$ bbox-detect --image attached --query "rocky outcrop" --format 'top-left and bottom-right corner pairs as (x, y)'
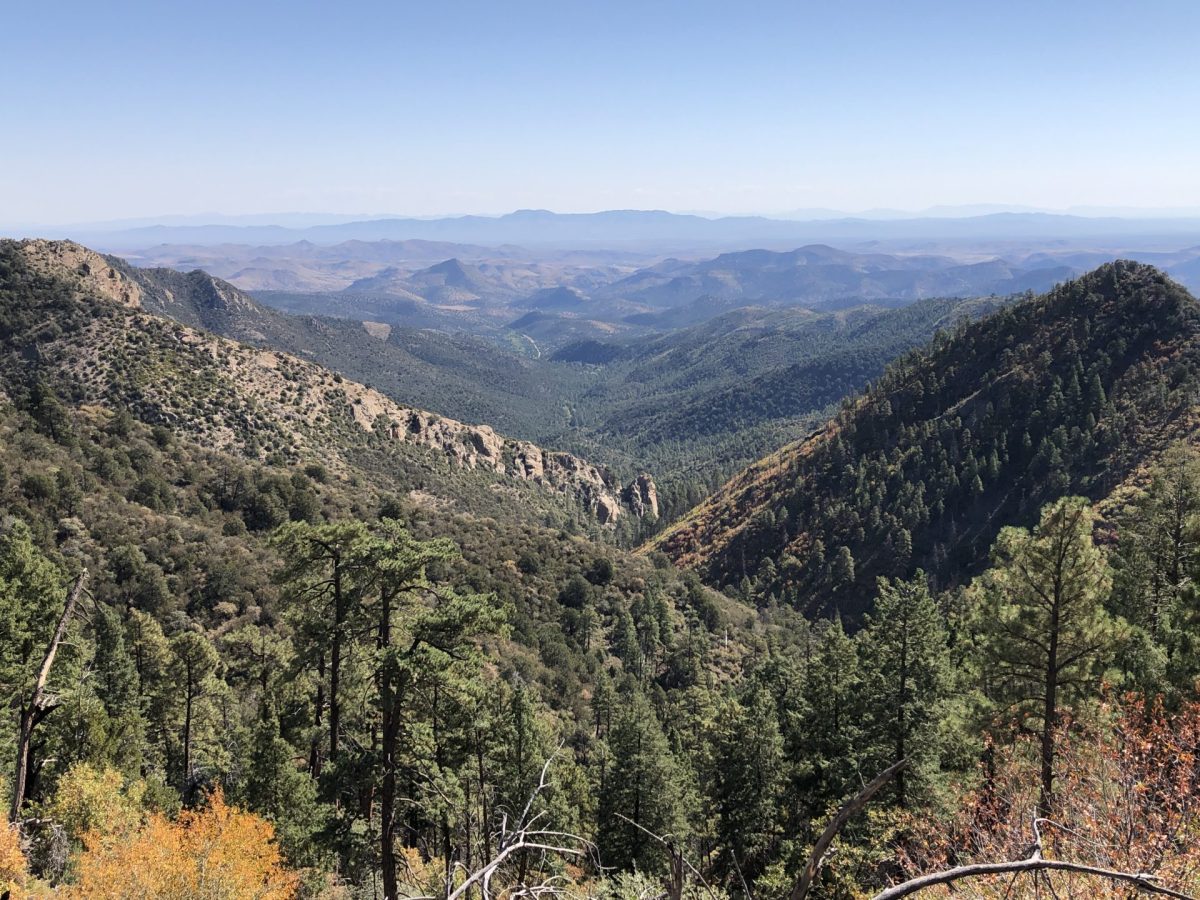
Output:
(11, 239), (635, 526)
(18, 239), (144, 308)
(623, 474), (660, 519)
(376, 408), (624, 521)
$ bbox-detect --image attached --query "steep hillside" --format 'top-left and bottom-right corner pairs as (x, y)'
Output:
(1, 239), (652, 525)
(653, 261), (1200, 615)
(545, 296), (1005, 521)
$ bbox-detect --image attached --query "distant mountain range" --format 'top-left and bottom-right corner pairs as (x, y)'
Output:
(224, 244), (1080, 353)
(591, 245), (1077, 311)
(24, 208), (1200, 251)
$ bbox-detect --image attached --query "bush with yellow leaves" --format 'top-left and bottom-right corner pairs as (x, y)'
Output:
(0, 820), (29, 898)
(64, 788), (299, 900)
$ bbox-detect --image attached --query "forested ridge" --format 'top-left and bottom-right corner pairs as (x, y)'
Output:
(4, 247), (1200, 900)
(656, 261), (1200, 615)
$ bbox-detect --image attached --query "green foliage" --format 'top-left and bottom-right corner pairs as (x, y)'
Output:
(857, 572), (951, 804)
(1111, 443), (1200, 696)
(8, 242), (1200, 899)
(597, 690), (690, 873)
(664, 262), (1200, 617)
(967, 496), (1121, 812)
(703, 685), (784, 882)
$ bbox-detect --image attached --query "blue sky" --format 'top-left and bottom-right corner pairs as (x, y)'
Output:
(3, 0), (1198, 223)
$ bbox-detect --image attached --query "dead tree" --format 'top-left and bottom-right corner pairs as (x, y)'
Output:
(613, 812), (721, 900)
(440, 752), (590, 900)
(872, 818), (1199, 900)
(10, 570), (87, 821)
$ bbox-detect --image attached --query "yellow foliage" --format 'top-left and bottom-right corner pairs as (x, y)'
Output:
(44, 762), (144, 843)
(0, 822), (28, 898)
(65, 788), (299, 900)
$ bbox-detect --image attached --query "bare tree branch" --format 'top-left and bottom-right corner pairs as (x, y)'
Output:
(790, 758), (909, 900)
(442, 749), (592, 900)
(873, 817), (1199, 900)
(10, 570), (87, 821)
(613, 812), (721, 900)
(872, 858), (1198, 900)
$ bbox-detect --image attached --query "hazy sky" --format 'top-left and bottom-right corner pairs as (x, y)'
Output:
(4, 0), (1199, 224)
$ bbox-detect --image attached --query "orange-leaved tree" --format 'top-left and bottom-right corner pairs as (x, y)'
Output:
(0, 819), (28, 898)
(891, 696), (1200, 898)
(65, 788), (299, 899)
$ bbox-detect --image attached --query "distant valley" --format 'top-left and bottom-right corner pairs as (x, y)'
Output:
(57, 228), (1200, 529)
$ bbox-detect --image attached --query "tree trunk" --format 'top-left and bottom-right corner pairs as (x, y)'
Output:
(183, 674), (194, 792)
(895, 608), (910, 808)
(1040, 582), (1062, 818)
(309, 651), (325, 778)
(329, 556), (344, 764)
(10, 571), (86, 821)
(379, 588), (400, 900)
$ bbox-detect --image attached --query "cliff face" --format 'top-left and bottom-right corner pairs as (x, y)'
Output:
(4, 239), (646, 524)
(371, 408), (629, 521)
(623, 474), (660, 519)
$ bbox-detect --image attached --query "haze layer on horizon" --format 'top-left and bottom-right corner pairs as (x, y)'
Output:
(4, 0), (1199, 225)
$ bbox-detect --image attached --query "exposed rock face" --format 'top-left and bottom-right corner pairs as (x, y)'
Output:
(313, 383), (629, 521)
(18, 239), (144, 308)
(10, 239), (632, 526)
(623, 474), (660, 519)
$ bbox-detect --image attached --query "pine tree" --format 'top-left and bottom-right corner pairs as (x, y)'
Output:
(793, 617), (862, 810)
(362, 519), (498, 900)
(969, 497), (1119, 815)
(858, 572), (949, 805)
(704, 685), (783, 884)
(597, 690), (687, 873)
(169, 630), (219, 794)
(273, 521), (373, 778)
(238, 713), (324, 867)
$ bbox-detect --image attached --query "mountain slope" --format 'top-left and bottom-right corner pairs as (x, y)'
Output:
(541, 296), (1005, 520)
(652, 261), (1200, 615)
(1, 239), (650, 524)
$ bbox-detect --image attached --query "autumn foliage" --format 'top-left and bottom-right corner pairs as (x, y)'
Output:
(894, 696), (1200, 897)
(0, 821), (28, 898)
(64, 788), (298, 900)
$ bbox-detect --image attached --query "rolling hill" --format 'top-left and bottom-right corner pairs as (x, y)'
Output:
(596, 245), (1074, 309)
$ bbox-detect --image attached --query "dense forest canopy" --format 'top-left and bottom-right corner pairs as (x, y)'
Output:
(3, 245), (1200, 900)
(656, 261), (1200, 616)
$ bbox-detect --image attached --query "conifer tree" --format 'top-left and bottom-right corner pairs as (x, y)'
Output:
(597, 690), (688, 873)
(273, 520), (372, 780)
(794, 617), (862, 809)
(238, 712), (324, 867)
(169, 630), (219, 794)
(704, 685), (783, 884)
(969, 496), (1119, 815)
(858, 572), (949, 805)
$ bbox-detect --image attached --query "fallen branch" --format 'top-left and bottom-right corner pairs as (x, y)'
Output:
(873, 817), (1198, 900)
(872, 858), (1197, 900)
